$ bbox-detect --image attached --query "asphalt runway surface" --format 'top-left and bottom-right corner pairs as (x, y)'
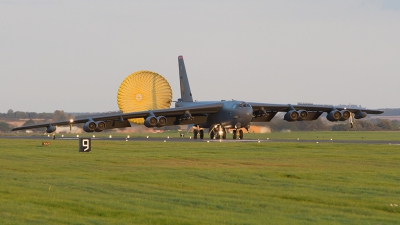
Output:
(1, 135), (400, 145)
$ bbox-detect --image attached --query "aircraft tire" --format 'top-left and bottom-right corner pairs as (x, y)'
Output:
(239, 130), (243, 139)
(233, 130), (237, 139)
(194, 129), (198, 139)
(210, 131), (215, 139)
(199, 130), (204, 139)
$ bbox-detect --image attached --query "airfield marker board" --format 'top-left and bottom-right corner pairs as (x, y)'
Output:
(79, 138), (91, 152)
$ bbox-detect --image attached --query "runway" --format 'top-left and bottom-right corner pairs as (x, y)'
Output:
(1, 135), (400, 145)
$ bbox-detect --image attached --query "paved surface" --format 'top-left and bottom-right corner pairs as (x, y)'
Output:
(1, 135), (400, 145)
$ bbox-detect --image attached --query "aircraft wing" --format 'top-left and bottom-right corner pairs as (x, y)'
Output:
(11, 102), (224, 132)
(249, 103), (383, 114)
(248, 102), (384, 122)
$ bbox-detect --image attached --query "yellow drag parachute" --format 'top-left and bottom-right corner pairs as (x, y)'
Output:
(117, 70), (172, 124)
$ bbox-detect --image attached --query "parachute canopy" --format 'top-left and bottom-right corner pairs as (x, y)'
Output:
(117, 70), (172, 124)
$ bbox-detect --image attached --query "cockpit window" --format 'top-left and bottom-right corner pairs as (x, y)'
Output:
(234, 102), (250, 108)
(237, 102), (249, 108)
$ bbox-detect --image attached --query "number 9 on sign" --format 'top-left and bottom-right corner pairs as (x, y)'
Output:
(79, 138), (91, 152)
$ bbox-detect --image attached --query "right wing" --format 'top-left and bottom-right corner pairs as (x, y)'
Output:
(248, 102), (384, 122)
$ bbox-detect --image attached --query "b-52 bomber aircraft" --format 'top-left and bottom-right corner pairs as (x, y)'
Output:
(12, 55), (384, 139)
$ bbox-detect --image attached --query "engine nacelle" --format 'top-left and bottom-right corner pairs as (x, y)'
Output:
(339, 110), (351, 121)
(144, 116), (158, 128)
(156, 116), (167, 127)
(297, 110), (308, 121)
(284, 110), (299, 122)
(46, 125), (56, 133)
(354, 111), (367, 119)
(326, 110), (342, 122)
(83, 121), (96, 132)
(95, 121), (106, 132)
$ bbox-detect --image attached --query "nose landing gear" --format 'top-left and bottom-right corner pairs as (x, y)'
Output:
(210, 125), (226, 139)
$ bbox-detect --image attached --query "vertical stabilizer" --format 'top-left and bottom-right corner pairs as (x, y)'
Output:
(178, 55), (193, 102)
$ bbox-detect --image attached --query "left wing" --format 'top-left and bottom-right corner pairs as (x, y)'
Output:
(249, 102), (383, 122)
(11, 102), (224, 132)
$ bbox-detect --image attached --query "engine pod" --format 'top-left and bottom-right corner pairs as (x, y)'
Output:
(326, 110), (342, 121)
(46, 125), (56, 133)
(83, 121), (96, 132)
(284, 110), (299, 121)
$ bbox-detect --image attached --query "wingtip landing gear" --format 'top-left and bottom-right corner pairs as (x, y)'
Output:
(350, 112), (355, 129)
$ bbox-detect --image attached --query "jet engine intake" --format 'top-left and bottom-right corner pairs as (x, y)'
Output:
(354, 111), (367, 119)
(83, 121), (97, 132)
(46, 125), (56, 133)
(297, 110), (308, 121)
(144, 116), (158, 127)
(284, 110), (299, 122)
(339, 110), (351, 121)
(95, 121), (106, 132)
(156, 116), (167, 127)
(326, 110), (342, 122)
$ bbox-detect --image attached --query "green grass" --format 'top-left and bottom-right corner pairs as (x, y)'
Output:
(1, 138), (400, 224)
(4, 130), (400, 141)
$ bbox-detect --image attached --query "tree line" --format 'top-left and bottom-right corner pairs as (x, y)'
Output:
(0, 109), (71, 121)
(0, 109), (71, 133)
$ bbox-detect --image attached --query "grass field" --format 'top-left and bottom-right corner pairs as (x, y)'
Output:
(1, 136), (400, 224)
(4, 130), (400, 141)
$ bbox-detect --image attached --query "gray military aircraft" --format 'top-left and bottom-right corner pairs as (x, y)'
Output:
(11, 55), (384, 139)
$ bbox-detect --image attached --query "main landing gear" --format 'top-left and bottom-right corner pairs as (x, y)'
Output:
(193, 129), (204, 139)
(233, 129), (243, 140)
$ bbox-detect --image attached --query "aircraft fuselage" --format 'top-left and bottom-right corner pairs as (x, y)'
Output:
(176, 100), (253, 130)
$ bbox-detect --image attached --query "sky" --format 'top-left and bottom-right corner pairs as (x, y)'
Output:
(1, 0), (399, 113)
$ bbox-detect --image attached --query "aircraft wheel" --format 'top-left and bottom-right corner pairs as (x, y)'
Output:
(222, 130), (226, 139)
(210, 131), (215, 139)
(239, 130), (243, 139)
(233, 130), (237, 139)
(193, 129), (198, 139)
(199, 130), (204, 139)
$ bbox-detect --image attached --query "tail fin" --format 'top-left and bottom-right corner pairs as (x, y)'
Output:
(178, 55), (193, 102)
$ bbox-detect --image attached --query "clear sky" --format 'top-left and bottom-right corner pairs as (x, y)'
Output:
(1, 0), (399, 113)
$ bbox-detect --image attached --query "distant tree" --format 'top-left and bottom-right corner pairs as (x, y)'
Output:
(22, 119), (35, 126)
(7, 109), (14, 118)
(0, 121), (11, 132)
(354, 120), (375, 131)
(14, 111), (28, 119)
(375, 119), (392, 131)
(296, 118), (328, 131)
(28, 112), (38, 119)
(331, 124), (350, 131)
(391, 120), (399, 130)
(53, 110), (67, 121)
